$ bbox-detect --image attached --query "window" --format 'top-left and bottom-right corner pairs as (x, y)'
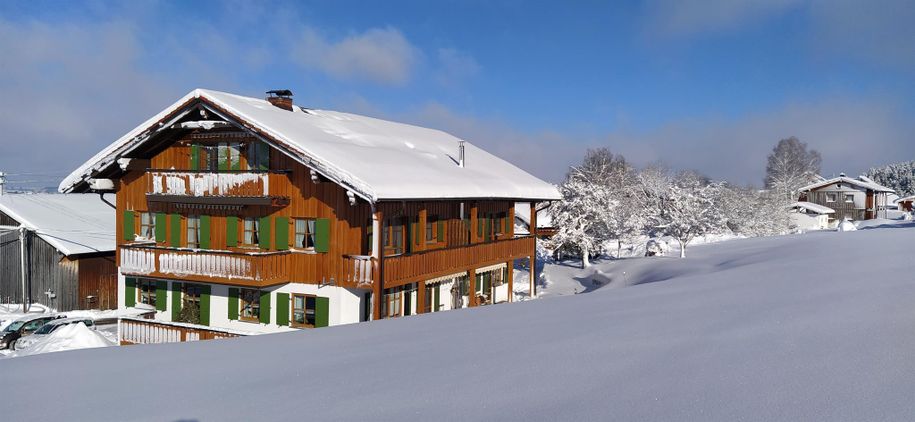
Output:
(242, 218), (259, 247)
(216, 142), (241, 170)
(845, 194), (854, 203)
(383, 286), (403, 318)
(176, 284), (202, 324)
(425, 216), (437, 243)
(139, 212), (155, 240)
(246, 142), (270, 171)
(186, 215), (200, 248)
(383, 218), (404, 255)
(239, 288), (260, 321)
(294, 218), (316, 250)
(366, 220), (374, 255)
(138, 279), (157, 307)
(826, 193), (837, 203)
(292, 294), (316, 327)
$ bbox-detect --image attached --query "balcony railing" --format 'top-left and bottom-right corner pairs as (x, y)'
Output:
(120, 246), (289, 286)
(342, 255), (374, 286)
(383, 235), (534, 286)
(147, 170), (270, 197)
(118, 317), (245, 345)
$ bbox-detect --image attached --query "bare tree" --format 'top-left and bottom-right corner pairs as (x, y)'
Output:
(765, 137), (822, 203)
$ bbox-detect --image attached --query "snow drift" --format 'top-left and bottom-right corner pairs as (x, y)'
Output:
(11, 323), (113, 357)
(3, 225), (915, 421)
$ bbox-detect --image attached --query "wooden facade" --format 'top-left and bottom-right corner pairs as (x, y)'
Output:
(114, 125), (542, 322)
(0, 210), (117, 311)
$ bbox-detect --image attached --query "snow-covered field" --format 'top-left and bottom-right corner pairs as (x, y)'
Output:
(3, 222), (915, 421)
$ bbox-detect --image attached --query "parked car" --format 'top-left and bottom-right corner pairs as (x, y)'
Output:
(0, 314), (61, 350)
(13, 317), (96, 351)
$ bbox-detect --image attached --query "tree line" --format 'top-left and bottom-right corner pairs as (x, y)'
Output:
(548, 137), (822, 266)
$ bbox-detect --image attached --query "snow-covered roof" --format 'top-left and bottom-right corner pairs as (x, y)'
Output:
(59, 89), (561, 202)
(789, 201), (835, 215)
(514, 202), (554, 228)
(0, 194), (115, 256)
(798, 175), (895, 193)
(895, 195), (915, 203)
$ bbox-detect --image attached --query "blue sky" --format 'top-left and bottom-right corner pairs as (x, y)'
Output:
(1, 0), (913, 189)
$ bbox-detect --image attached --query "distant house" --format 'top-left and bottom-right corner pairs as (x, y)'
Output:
(895, 195), (915, 212)
(0, 193), (117, 311)
(798, 174), (894, 222)
(514, 202), (556, 237)
(788, 201), (835, 230)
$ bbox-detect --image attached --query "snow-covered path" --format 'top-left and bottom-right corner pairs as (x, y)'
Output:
(3, 224), (915, 421)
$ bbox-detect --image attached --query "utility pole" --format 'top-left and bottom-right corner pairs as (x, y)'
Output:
(19, 227), (28, 313)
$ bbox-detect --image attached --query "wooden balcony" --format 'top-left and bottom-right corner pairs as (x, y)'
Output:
(146, 170), (289, 206)
(383, 235), (534, 286)
(119, 317), (245, 345)
(342, 255), (374, 287)
(120, 245), (290, 287)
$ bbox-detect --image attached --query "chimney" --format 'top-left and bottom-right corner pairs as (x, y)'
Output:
(839, 172), (846, 177)
(458, 141), (465, 168)
(0, 171), (5, 196)
(266, 89), (294, 111)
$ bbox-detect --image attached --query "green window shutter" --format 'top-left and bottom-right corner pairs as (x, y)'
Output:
(155, 280), (167, 311)
(171, 282), (182, 321)
(477, 216), (483, 238)
(123, 210), (135, 241)
(485, 217), (492, 241)
(259, 290), (271, 324)
(404, 291), (412, 316)
(124, 277), (136, 307)
(436, 220), (444, 242)
(505, 213), (512, 234)
(276, 292), (289, 326)
(274, 216), (289, 250)
(413, 220), (419, 245)
(228, 288), (239, 320)
(433, 285), (440, 312)
(258, 216), (271, 250)
(314, 218), (330, 253)
(407, 221), (414, 253)
(226, 216), (238, 247)
(315, 296), (329, 328)
(155, 213), (167, 243)
(190, 144), (200, 170)
(257, 142), (270, 171)
(199, 285), (211, 326)
(200, 215), (211, 249)
(170, 214), (181, 247)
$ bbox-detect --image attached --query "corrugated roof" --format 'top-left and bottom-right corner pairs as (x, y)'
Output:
(0, 194), (115, 256)
(60, 89), (561, 202)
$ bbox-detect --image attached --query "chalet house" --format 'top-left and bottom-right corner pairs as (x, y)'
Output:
(0, 193), (117, 311)
(59, 89), (560, 336)
(895, 195), (914, 212)
(798, 174), (894, 222)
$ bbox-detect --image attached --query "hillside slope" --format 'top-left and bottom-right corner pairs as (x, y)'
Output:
(3, 225), (915, 421)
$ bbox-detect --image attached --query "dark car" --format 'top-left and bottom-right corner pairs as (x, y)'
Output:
(0, 314), (60, 350)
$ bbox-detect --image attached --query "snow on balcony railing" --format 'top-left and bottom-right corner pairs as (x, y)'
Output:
(159, 252), (254, 280)
(149, 171), (269, 197)
(342, 255), (374, 286)
(120, 248), (156, 275)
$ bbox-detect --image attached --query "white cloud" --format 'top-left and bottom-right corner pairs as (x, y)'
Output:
(293, 26), (419, 86)
(435, 48), (481, 87)
(642, 0), (801, 38)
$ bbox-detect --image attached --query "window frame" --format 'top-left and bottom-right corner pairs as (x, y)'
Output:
(186, 215), (200, 249)
(137, 279), (157, 307)
(383, 286), (403, 318)
(139, 212), (155, 241)
(844, 194), (854, 203)
(246, 141), (270, 171)
(293, 218), (317, 251)
(383, 218), (405, 256)
(825, 193), (837, 203)
(241, 217), (259, 248)
(290, 293), (317, 328)
(238, 288), (261, 322)
(425, 215), (437, 243)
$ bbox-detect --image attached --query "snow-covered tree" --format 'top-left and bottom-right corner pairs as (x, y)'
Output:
(867, 160), (915, 196)
(719, 184), (789, 236)
(549, 169), (606, 268)
(765, 137), (821, 203)
(654, 172), (726, 258)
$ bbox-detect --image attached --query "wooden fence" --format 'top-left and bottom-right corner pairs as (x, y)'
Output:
(119, 317), (245, 345)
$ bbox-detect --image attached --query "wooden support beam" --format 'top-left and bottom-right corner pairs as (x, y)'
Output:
(372, 208), (384, 320)
(469, 202), (479, 244)
(418, 206), (427, 252)
(530, 201), (537, 298)
(468, 267), (477, 307)
(417, 281), (426, 314)
(507, 260), (514, 303)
